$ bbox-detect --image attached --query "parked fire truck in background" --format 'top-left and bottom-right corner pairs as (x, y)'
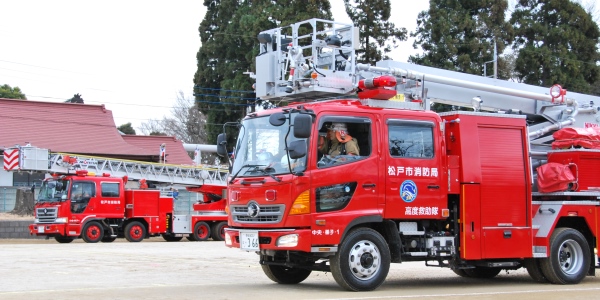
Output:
(217, 19), (600, 291)
(3, 147), (228, 243)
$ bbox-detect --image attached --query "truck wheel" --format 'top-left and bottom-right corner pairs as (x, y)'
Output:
(82, 221), (104, 243)
(162, 234), (183, 242)
(463, 266), (502, 278)
(192, 222), (211, 241)
(261, 264), (312, 284)
(524, 258), (548, 283)
(540, 228), (590, 284)
(330, 227), (391, 291)
(124, 221), (146, 242)
(101, 236), (117, 243)
(54, 236), (74, 243)
(211, 222), (228, 241)
(451, 269), (469, 277)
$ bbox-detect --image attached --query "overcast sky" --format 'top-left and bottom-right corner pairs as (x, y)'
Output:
(0, 1), (431, 131)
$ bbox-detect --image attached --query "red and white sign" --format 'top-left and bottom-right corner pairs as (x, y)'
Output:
(3, 149), (20, 171)
(584, 122), (599, 128)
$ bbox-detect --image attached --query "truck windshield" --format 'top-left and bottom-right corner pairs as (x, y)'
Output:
(38, 179), (70, 202)
(232, 113), (307, 177)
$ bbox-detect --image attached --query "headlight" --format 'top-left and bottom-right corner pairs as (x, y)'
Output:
(276, 234), (298, 247)
(54, 217), (68, 224)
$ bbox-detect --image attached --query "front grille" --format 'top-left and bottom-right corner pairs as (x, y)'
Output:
(231, 204), (285, 224)
(36, 207), (58, 223)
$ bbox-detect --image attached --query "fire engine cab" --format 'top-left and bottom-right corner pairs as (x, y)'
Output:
(217, 19), (600, 291)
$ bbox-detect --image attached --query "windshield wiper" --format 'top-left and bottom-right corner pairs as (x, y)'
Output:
(229, 164), (265, 183)
(256, 167), (282, 182)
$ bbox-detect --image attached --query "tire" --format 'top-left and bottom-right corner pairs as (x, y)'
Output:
(101, 236), (117, 243)
(81, 221), (104, 243)
(330, 227), (391, 291)
(124, 221), (146, 242)
(192, 222), (211, 241)
(162, 234), (183, 242)
(524, 258), (548, 283)
(463, 266), (502, 278)
(211, 222), (227, 241)
(54, 236), (74, 243)
(261, 264), (312, 284)
(452, 268), (470, 277)
(540, 228), (591, 284)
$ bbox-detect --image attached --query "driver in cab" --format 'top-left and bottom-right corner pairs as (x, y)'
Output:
(318, 122), (359, 157)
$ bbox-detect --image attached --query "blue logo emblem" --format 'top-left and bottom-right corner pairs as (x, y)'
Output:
(400, 180), (417, 203)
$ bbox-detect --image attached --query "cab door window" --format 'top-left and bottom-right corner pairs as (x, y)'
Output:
(316, 118), (371, 168)
(71, 181), (96, 213)
(389, 121), (434, 159)
(101, 182), (120, 197)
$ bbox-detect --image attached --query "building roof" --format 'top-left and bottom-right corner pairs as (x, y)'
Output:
(0, 98), (185, 162)
(122, 135), (193, 165)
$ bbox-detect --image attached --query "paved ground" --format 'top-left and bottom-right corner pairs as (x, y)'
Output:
(1, 238), (599, 300)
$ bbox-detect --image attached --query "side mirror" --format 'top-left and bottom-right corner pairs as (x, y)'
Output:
(269, 112), (287, 126)
(288, 140), (307, 159)
(293, 114), (312, 139)
(216, 133), (228, 157)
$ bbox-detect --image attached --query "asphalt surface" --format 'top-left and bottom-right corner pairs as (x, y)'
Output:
(1, 238), (599, 300)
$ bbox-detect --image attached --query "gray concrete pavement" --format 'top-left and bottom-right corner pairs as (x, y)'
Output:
(0, 238), (599, 300)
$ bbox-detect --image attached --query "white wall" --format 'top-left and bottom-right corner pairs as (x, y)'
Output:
(0, 170), (13, 186)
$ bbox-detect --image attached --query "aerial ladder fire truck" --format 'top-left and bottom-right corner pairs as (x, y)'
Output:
(216, 18), (600, 291)
(3, 147), (229, 243)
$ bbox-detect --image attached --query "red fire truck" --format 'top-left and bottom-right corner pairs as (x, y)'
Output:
(217, 19), (600, 291)
(3, 146), (228, 243)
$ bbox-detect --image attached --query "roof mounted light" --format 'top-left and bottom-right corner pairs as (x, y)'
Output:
(550, 84), (567, 103)
(358, 76), (397, 89)
(357, 76), (398, 100)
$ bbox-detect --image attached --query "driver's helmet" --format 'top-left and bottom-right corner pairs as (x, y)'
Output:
(330, 122), (352, 143)
(257, 150), (273, 161)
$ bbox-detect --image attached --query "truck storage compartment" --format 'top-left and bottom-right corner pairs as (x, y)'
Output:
(547, 149), (600, 192)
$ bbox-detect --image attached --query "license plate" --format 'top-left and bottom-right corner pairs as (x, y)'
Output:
(240, 231), (259, 251)
(38, 226), (45, 233)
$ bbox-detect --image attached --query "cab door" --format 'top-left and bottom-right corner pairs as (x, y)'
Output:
(384, 115), (446, 219)
(309, 113), (381, 245)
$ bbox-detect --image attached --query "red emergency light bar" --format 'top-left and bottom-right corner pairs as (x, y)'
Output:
(358, 75), (397, 89)
(357, 75), (398, 100)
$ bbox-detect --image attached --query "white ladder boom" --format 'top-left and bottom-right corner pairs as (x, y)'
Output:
(3, 146), (228, 187)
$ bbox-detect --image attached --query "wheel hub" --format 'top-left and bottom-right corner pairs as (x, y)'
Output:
(348, 240), (380, 281)
(558, 239), (583, 275)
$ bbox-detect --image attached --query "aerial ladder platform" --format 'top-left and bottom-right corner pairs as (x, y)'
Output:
(3, 145), (228, 187)
(251, 18), (600, 153)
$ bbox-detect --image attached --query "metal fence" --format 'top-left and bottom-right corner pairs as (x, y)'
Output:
(0, 186), (203, 214)
(1, 187), (21, 213)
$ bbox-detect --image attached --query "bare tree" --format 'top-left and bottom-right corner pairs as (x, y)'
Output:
(139, 91), (208, 144)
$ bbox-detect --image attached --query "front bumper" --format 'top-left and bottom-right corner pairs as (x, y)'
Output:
(224, 228), (314, 252)
(29, 223), (68, 236)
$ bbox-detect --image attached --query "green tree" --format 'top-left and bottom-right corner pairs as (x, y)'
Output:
(343, 0), (407, 64)
(410, 0), (514, 79)
(65, 93), (84, 103)
(193, 0), (332, 144)
(510, 0), (600, 93)
(149, 131), (167, 136)
(118, 122), (136, 135)
(0, 84), (26, 99)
